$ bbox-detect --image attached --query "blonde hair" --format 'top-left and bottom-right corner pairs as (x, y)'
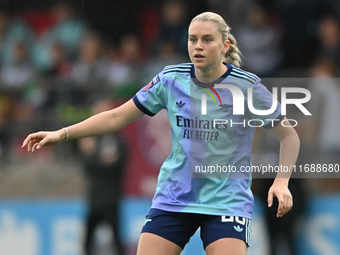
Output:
(190, 12), (243, 68)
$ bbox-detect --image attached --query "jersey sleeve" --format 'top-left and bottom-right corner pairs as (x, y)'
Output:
(133, 69), (166, 116)
(249, 80), (284, 129)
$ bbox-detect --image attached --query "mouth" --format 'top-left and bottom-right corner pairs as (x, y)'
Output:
(194, 54), (205, 60)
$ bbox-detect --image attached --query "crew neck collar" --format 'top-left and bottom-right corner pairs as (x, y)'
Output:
(190, 62), (233, 88)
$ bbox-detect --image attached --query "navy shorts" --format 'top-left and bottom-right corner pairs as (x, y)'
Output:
(141, 208), (252, 249)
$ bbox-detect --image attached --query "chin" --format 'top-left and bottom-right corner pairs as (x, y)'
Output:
(193, 61), (207, 69)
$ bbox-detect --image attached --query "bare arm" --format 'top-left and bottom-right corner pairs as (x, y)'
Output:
(267, 117), (300, 217)
(22, 99), (144, 152)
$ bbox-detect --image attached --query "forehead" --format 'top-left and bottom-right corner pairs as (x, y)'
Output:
(188, 21), (220, 36)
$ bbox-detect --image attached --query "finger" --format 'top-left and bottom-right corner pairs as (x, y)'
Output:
(286, 196), (293, 213)
(22, 135), (34, 149)
(27, 140), (34, 152)
(36, 142), (42, 150)
(35, 135), (51, 151)
(276, 195), (284, 217)
(32, 141), (42, 153)
(31, 139), (42, 153)
(284, 195), (292, 209)
(27, 139), (38, 152)
(290, 196), (293, 208)
(278, 195), (292, 217)
(278, 205), (287, 217)
(22, 138), (28, 149)
(36, 137), (49, 150)
(279, 205), (291, 217)
(267, 190), (274, 207)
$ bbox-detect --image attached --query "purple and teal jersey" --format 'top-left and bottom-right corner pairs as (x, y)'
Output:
(133, 63), (283, 219)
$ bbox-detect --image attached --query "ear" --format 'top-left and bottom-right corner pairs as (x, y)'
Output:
(222, 40), (230, 54)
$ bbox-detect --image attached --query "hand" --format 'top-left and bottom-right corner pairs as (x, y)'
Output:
(22, 129), (65, 153)
(267, 179), (293, 217)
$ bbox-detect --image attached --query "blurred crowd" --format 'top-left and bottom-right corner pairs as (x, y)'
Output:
(0, 0), (339, 194)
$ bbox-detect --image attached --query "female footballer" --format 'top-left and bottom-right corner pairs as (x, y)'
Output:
(22, 12), (299, 255)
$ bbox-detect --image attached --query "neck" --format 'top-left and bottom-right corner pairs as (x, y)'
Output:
(195, 63), (227, 83)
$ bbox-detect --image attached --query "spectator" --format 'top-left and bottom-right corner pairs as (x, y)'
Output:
(308, 59), (340, 164)
(0, 41), (36, 89)
(77, 99), (127, 255)
(0, 7), (36, 66)
(32, 1), (88, 71)
(0, 40), (42, 119)
(106, 33), (143, 99)
(140, 40), (187, 85)
(276, 0), (328, 68)
(70, 32), (109, 104)
(45, 41), (73, 79)
(236, 5), (282, 77)
(207, 0), (252, 28)
(150, 1), (189, 56)
(315, 16), (340, 71)
(41, 41), (73, 111)
(300, 59), (340, 193)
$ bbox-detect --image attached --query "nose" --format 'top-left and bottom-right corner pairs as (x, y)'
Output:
(195, 40), (203, 51)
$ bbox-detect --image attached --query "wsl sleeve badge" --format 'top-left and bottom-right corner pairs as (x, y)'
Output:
(143, 75), (161, 92)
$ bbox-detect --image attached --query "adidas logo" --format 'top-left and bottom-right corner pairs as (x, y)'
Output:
(233, 225), (243, 232)
(176, 100), (185, 108)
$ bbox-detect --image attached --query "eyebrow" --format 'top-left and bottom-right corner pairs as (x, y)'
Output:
(189, 34), (215, 37)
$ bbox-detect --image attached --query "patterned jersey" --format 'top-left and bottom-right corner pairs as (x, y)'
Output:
(133, 63), (283, 218)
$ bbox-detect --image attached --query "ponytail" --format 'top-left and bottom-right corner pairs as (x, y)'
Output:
(225, 34), (243, 68)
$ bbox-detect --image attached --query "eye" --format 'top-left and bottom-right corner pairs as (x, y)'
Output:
(205, 38), (212, 42)
(189, 38), (197, 42)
